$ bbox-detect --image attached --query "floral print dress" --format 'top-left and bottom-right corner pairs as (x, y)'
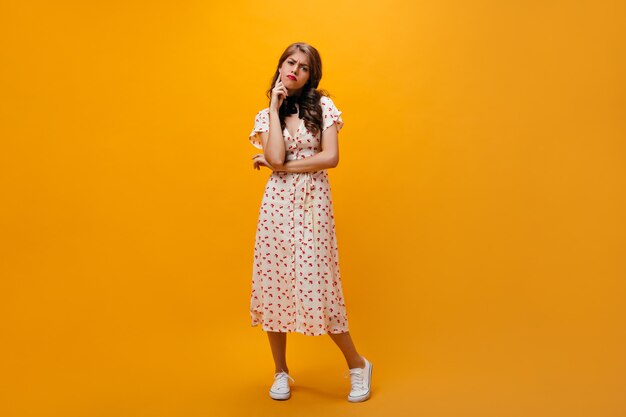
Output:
(248, 96), (349, 336)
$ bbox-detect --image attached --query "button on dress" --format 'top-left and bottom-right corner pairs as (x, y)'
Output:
(248, 96), (349, 336)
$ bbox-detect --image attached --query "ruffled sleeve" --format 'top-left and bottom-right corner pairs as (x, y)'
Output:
(321, 96), (344, 134)
(249, 108), (269, 149)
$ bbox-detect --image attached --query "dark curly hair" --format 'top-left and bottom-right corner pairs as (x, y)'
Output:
(264, 42), (334, 138)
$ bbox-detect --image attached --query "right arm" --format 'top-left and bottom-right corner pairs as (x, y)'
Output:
(263, 69), (291, 169)
(251, 69), (290, 169)
(264, 108), (286, 168)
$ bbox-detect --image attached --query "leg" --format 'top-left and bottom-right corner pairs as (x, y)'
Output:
(267, 331), (289, 373)
(328, 331), (366, 369)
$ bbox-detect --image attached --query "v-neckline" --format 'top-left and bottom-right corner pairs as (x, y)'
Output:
(285, 118), (304, 139)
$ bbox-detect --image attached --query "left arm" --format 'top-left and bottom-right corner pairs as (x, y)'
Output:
(273, 123), (340, 172)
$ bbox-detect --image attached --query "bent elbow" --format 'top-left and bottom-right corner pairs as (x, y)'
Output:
(267, 157), (285, 169)
(264, 152), (283, 168)
(329, 156), (339, 168)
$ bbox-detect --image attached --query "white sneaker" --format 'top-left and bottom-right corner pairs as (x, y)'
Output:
(269, 371), (295, 400)
(344, 355), (373, 402)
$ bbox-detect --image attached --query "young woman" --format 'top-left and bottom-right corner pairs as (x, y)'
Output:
(248, 42), (373, 402)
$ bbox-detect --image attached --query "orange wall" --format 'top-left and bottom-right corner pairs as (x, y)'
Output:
(1, 1), (624, 416)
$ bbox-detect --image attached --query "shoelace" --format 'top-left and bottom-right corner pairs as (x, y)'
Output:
(273, 372), (295, 390)
(343, 367), (365, 391)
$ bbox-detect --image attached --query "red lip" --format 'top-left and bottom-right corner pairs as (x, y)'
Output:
(287, 75), (297, 81)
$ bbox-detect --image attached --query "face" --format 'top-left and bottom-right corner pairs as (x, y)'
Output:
(280, 51), (310, 95)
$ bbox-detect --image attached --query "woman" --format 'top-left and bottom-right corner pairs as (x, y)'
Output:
(248, 42), (372, 402)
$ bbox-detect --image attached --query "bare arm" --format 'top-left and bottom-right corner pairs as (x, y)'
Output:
(264, 109), (286, 167)
(275, 123), (339, 172)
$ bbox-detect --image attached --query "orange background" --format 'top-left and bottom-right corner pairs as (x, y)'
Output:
(1, 1), (625, 416)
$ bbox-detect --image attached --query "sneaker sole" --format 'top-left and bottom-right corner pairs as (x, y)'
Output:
(348, 362), (373, 402)
(269, 390), (291, 400)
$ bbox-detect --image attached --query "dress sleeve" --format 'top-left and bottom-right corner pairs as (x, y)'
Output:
(249, 108), (269, 149)
(321, 96), (344, 134)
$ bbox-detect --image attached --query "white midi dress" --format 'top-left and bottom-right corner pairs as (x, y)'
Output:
(248, 96), (349, 336)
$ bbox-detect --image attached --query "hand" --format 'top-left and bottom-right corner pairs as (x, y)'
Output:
(252, 153), (275, 171)
(270, 69), (289, 112)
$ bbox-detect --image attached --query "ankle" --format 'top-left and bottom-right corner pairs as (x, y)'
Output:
(348, 355), (365, 369)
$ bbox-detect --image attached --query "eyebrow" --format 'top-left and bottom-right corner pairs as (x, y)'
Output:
(287, 58), (309, 67)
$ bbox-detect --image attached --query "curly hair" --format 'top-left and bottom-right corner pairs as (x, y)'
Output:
(264, 42), (335, 138)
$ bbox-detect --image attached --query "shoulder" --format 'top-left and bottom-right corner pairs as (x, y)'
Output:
(256, 107), (270, 116)
(251, 107), (271, 135)
(319, 95), (339, 110)
(253, 107), (270, 124)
